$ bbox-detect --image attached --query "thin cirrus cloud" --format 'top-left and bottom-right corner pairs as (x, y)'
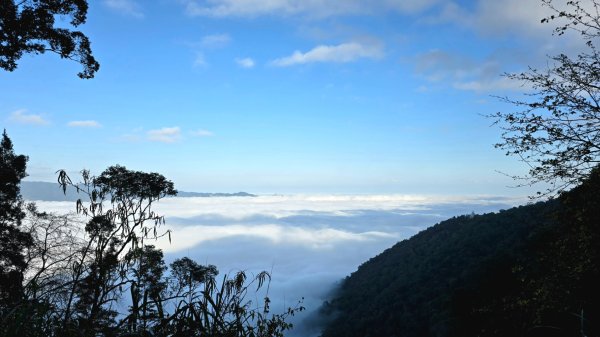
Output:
(67, 120), (102, 128)
(186, 34), (230, 68)
(200, 33), (231, 48)
(147, 127), (182, 143)
(414, 49), (528, 92)
(271, 42), (383, 66)
(178, 0), (441, 18)
(235, 57), (255, 68)
(178, 0), (558, 37)
(424, 0), (585, 42)
(8, 109), (49, 125)
(193, 52), (208, 67)
(103, 0), (144, 18)
(191, 129), (214, 137)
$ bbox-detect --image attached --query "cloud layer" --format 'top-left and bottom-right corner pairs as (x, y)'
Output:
(36, 194), (523, 336)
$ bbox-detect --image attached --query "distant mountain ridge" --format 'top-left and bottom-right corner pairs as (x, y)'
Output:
(20, 181), (256, 201)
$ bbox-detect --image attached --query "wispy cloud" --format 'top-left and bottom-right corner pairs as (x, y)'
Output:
(424, 0), (581, 42)
(116, 127), (144, 143)
(462, 0), (555, 37)
(103, 0), (144, 18)
(184, 34), (230, 67)
(9, 109), (49, 125)
(179, 0), (440, 18)
(271, 42), (383, 67)
(201, 33), (231, 48)
(235, 57), (255, 68)
(193, 52), (208, 67)
(67, 120), (102, 128)
(453, 77), (529, 92)
(191, 129), (214, 137)
(147, 127), (182, 143)
(414, 49), (527, 92)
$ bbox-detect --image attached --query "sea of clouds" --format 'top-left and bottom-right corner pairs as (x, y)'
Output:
(35, 194), (525, 336)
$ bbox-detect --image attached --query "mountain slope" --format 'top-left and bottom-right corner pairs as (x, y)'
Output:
(320, 170), (600, 337)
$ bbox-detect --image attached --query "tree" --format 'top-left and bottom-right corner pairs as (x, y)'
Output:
(56, 165), (177, 336)
(124, 245), (167, 334)
(0, 130), (27, 227)
(0, 0), (99, 78)
(1, 159), (304, 336)
(490, 0), (600, 197)
(0, 130), (32, 307)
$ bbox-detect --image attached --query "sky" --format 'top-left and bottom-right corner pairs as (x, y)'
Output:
(0, 0), (583, 195)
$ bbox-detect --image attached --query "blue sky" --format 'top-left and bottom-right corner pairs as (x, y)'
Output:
(0, 0), (579, 194)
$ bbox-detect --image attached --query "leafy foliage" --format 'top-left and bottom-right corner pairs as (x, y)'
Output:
(0, 0), (99, 78)
(0, 150), (303, 337)
(0, 130), (32, 308)
(490, 0), (600, 196)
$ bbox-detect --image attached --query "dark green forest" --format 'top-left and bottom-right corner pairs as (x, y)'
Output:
(320, 169), (600, 337)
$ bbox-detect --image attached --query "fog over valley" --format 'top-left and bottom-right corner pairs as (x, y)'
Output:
(33, 194), (523, 336)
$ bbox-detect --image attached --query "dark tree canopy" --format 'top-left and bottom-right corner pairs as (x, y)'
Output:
(0, 0), (99, 78)
(0, 130), (27, 227)
(491, 0), (600, 196)
(94, 165), (178, 203)
(321, 168), (600, 336)
(0, 130), (32, 306)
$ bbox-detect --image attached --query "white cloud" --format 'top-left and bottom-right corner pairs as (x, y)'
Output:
(191, 129), (214, 137)
(103, 0), (144, 18)
(179, 0), (440, 18)
(414, 49), (531, 92)
(271, 42), (383, 66)
(9, 109), (49, 125)
(427, 0), (589, 41)
(470, 0), (555, 37)
(67, 120), (102, 128)
(35, 193), (525, 335)
(193, 52), (208, 67)
(384, 0), (441, 14)
(150, 194), (525, 220)
(34, 193), (525, 256)
(235, 57), (255, 68)
(147, 127), (181, 143)
(453, 77), (530, 92)
(200, 33), (231, 48)
(161, 224), (396, 252)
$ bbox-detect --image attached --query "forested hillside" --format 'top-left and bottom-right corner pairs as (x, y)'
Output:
(320, 169), (600, 337)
